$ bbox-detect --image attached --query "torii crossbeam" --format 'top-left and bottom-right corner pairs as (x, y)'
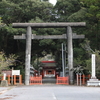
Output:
(13, 22), (86, 85)
(14, 33), (84, 39)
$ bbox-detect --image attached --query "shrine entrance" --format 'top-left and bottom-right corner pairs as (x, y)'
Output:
(40, 61), (56, 78)
(40, 60), (56, 84)
(13, 22), (86, 85)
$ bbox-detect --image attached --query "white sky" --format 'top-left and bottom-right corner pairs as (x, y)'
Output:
(49, 0), (57, 5)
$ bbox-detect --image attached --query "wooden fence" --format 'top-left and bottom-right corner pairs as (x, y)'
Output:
(56, 76), (69, 85)
(30, 76), (42, 85)
(77, 74), (91, 85)
(0, 75), (22, 85)
(0, 76), (3, 82)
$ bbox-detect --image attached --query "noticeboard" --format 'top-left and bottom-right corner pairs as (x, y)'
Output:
(12, 70), (20, 75)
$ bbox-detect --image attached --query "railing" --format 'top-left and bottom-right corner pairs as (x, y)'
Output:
(56, 76), (69, 85)
(0, 76), (3, 82)
(77, 74), (91, 85)
(0, 75), (22, 85)
(30, 76), (42, 85)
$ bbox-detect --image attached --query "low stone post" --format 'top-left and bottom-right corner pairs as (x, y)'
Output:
(1, 73), (8, 87)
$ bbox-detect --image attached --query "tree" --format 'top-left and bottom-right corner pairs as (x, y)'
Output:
(80, 39), (100, 74)
(0, 0), (100, 77)
(79, 0), (100, 50)
(0, 0), (53, 24)
(0, 0), (54, 66)
(0, 51), (18, 74)
(53, 0), (81, 22)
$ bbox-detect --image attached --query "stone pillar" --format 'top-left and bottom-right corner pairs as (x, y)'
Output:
(25, 26), (32, 85)
(67, 26), (73, 84)
(91, 54), (96, 79)
(87, 54), (100, 86)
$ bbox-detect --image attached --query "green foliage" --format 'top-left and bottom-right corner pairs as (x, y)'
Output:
(0, 17), (2, 24)
(0, 0), (100, 77)
(0, 0), (53, 24)
(71, 65), (84, 74)
(0, 51), (18, 74)
(85, 59), (91, 71)
(80, 39), (100, 74)
(95, 50), (100, 71)
(79, 0), (100, 50)
(54, 0), (81, 22)
(67, 8), (87, 22)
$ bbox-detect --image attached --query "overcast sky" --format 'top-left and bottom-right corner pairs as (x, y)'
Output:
(49, 0), (57, 5)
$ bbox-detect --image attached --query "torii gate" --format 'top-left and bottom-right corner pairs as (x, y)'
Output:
(12, 22), (86, 85)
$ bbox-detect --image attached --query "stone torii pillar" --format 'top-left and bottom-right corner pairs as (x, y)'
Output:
(25, 26), (32, 85)
(12, 22), (86, 85)
(67, 26), (74, 84)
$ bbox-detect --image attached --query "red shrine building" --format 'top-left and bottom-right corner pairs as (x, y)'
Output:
(40, 60), (58, 78)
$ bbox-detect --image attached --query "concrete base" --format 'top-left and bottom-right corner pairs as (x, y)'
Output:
(1, 80), (8, 87)
(87, 78), (100, 86)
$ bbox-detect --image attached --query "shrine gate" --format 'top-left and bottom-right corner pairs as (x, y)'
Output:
(13, 22), (86, 85)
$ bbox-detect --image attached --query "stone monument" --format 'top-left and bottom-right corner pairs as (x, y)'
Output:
(87, 54), (100, 86)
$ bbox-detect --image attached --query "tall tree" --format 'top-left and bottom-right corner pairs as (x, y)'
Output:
(53, 0), (81, 22)
(79, 0), (100, 50)
(0, 0), (53, 24)
(0, 51), (18, 74)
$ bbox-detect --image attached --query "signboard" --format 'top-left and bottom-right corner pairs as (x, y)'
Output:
(12, 70), (20, 75)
